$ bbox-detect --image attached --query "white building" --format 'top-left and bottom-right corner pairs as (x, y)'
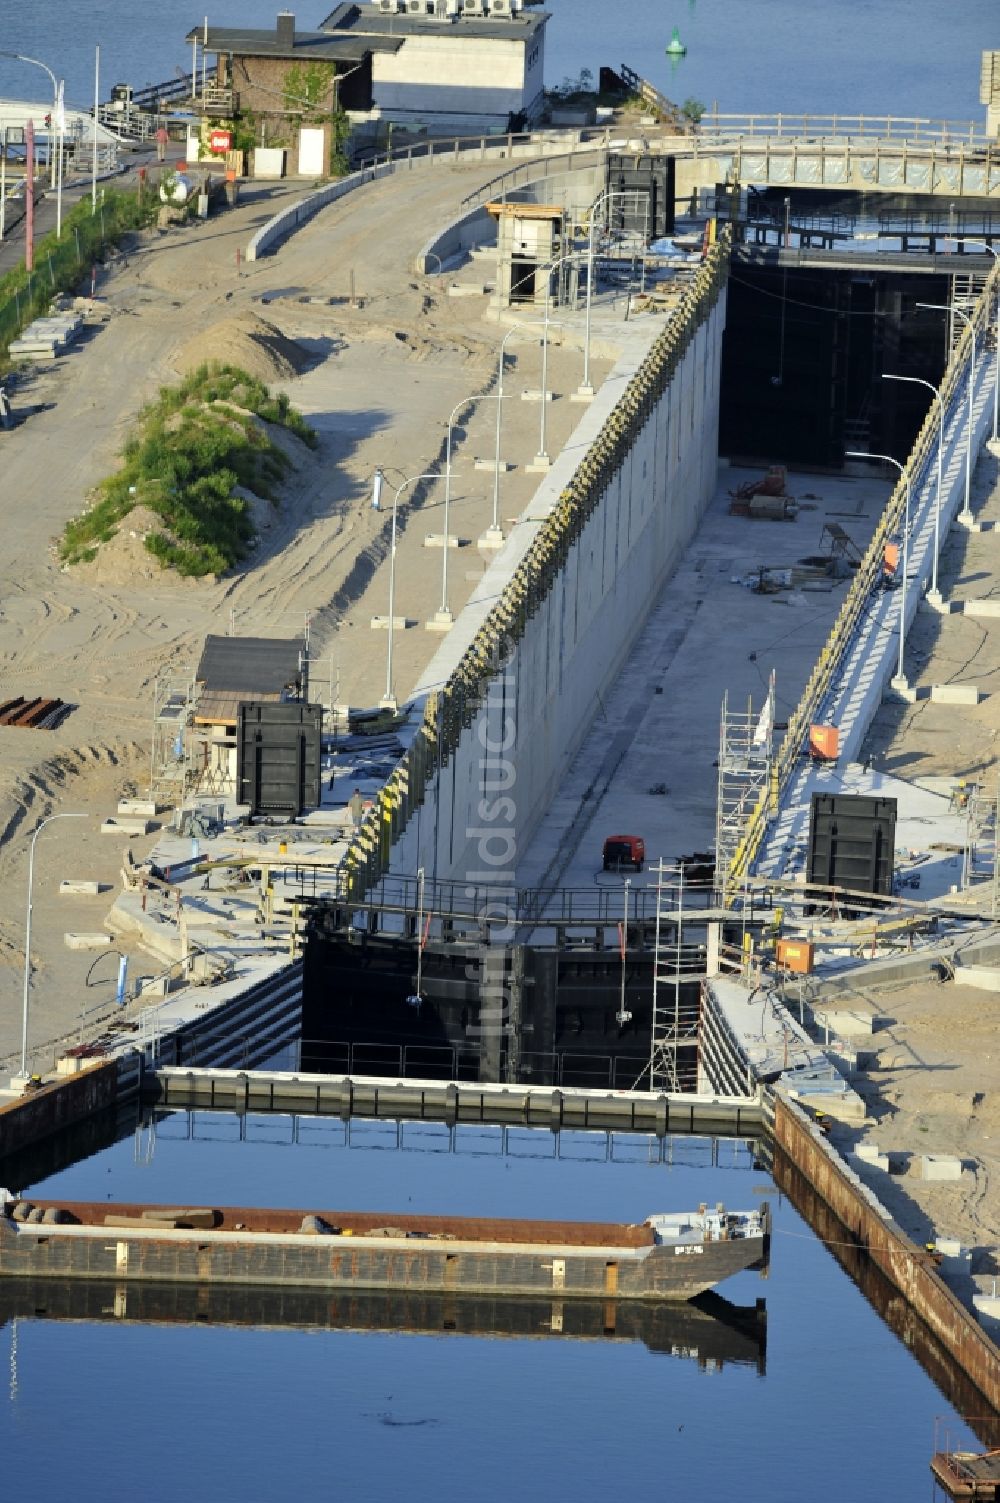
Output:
(320, 0), (550, 132)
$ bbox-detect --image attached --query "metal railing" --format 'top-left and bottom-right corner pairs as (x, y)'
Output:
(701, 111), (990, 146)
(725, 259), (1000, 896)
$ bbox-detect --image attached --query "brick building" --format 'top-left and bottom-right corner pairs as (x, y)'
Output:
(184, 11), (397, 123)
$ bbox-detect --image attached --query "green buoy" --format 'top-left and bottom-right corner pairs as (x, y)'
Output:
(666, 26), (687, 55)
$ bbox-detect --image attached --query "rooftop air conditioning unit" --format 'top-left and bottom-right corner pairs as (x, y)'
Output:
(377, 0), (402, 12)
(461, 0), (486, 13)
(490, 0), (513, 13)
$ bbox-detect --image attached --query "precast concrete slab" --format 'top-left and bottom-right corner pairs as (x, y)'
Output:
(63, 933), (113, 951)
(920, 1154), (963, 1181)
(59, 880), (103, 896)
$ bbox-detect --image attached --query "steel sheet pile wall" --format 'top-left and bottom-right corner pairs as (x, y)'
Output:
(341, 234), (731, 893)
(0, 1061), (119, 1160)
(773, 1094), (1000, 1416)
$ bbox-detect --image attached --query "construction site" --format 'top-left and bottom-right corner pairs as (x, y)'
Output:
(1, 55), (1000, 1469)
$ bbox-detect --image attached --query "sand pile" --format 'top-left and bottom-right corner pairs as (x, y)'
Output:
(170, 313), (312, 383)
(74, 506), (175, 587)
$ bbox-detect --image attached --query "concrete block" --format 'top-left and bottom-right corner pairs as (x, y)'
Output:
(955, 964), (1000, 992)
(63, 932), (113, 951)
(828, 1045), (878, 1076)
(59, 879), (102, 896)
(422, 534), (462, 549)
(850, 1149), (890, 1172)
(56, 1055), (90, 1075)
(854, 1141), (883, 1163)
(369, 615), (412, 630)
(101, 817), (153, 836)
(920, 1154), (962, 1181)
(961, 599), (1000, 618)
(929, 683), (981, 705)
(474, 457), (513, 473)
(813, 1007), (877, 1037)
(138, 974), (170, 998)
(973, 1293), (1000, 1329)
(935, 1238), (972, 1276)
(520, 389), (554, 402)
(117, 798), (160, 817)
(446, 283), (489, 298)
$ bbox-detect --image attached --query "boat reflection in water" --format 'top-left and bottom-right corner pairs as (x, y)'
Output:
(0, 1280), (767, 1374)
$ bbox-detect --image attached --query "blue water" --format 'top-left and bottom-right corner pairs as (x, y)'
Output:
(0, 1117), (984, 1498)
(0, 0), (994, 120)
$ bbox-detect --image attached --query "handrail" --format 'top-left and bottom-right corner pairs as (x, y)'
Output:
(701, 111), (989, 145)
(724, 259), (1000, 897)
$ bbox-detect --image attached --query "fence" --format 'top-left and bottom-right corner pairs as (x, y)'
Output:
(725, 258), (1000, 897)
(0, 181), (156, 362)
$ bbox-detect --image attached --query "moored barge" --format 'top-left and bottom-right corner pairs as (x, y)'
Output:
(0, 1194), (770, 1301)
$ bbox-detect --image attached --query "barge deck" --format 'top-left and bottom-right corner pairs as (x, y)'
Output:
(0, 1196), (770, 1302)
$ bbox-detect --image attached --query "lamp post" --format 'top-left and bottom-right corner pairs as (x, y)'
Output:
(846, 451), (911, 692)
(950, 239), (1000, 446)
(380, 471), (443, 711)
(918, 300), (975, 526)
(882, 372), (945, 605)
(436, 391), (501, 618)
(485, 315), (564, 549)
(507, 250), (588, 470)
(0, 51), (59, 190)
(20, 812), (87, 1081)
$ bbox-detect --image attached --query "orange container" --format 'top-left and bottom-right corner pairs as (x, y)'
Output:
(776, 939), (815, 975)
(809, 724), (839, 762)
(883, 542), (900, 576)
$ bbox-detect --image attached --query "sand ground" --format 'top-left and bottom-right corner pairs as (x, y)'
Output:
(0, 163), (609, 1074)
(834, 452), (1000, 1272)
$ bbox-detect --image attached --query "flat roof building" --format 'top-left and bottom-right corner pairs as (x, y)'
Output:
(319, 0), (550, 131)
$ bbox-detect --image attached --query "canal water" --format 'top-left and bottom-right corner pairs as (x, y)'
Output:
(0, 0), (994, 122)
(0, 1116), (985, 1498)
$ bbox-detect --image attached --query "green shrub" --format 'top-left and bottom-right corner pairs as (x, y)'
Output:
(60, 363), (317, 577)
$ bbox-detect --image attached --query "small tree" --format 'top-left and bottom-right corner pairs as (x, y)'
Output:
(681, 96), (706, 124)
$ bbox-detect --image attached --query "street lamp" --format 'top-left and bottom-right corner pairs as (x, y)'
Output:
(435, 391), (501, 620)
(379, 471), (443, 711)
(485, 314), (564, 549)
(918, 301), (975, 526)
(882, 372), (945, 605)
(949, 238), (999, 446)
(0, 51), (59, 191)
(846, 451), (912, 693)
(20, 812), (87, 1081)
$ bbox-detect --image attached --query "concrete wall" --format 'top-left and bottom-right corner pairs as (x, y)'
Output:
(387, 296), (726, 885)
(373, 34), (532, 120)
(414, 203), (495, 273)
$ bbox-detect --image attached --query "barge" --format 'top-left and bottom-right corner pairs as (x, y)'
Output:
(0, 1195), (770, 1301)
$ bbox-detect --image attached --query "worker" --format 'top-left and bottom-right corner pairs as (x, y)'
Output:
(154, 125), (169, 163)
(882, 541), (900, 587)
(348, 788), (365, 829)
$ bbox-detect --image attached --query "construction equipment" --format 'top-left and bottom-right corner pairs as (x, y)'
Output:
(729, 466), (798, 520)
(603, 834), (645, 872)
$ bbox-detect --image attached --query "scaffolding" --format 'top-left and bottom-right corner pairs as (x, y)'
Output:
(715, 679), (775, 896)
(149, 671), (196, 801)
(961, 776), (1000, 915)
(649, 860), (698, 1093)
